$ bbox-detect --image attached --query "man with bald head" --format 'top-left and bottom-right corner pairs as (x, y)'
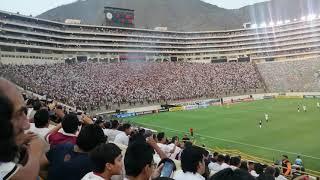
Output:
(0, 78), (45, 180)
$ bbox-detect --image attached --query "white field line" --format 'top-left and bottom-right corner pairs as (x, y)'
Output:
(134, 122), (320, 160)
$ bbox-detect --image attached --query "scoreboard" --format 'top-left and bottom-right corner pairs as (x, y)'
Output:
(104, 7), (135, 28)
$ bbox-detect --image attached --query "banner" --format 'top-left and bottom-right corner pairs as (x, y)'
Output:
(304, 95), (315, 99)
(184, 105), (199, 110)
(276, 95), (303, 99)
(113, 112), (136, 118)
(263, 96), (274, 99)
(169, 106), (184, 112)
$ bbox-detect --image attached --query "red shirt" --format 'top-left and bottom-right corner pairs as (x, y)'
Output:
(48, 131), (77, 147)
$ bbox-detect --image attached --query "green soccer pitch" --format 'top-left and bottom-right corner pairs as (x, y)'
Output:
(128, 99), (320, 172)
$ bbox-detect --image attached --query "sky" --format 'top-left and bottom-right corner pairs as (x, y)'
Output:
(0, 0), (268, 16)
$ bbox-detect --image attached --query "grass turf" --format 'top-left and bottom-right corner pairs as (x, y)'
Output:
(128, 99), (320, 172)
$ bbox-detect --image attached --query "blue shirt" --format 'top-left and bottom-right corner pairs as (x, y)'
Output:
(46, 143), (93, 180)
(295, 158), (303, 165)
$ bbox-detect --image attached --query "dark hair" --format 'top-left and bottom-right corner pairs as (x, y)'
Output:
(170, 136), (178, 144)
(264, 166), (275, 176)
(230, 156), (241, 167)
(274, 167), (281, 177)
(122, 123), (131, 131)
(124, 142), (154, 177)
(158, 158), (177, 172)
(217, 154), (225, 163)
(184, 141), (193, 149)
(239, 161), (248, 171)
(157, 132), (165, 142)
(213, 152), (219, 157)
(0, 94), (18, 162)
(181, 146), (204, 174)
(90, 143), (122, 173)
(224, 155), (231, 164)
(254, 163), (264, 175)
(210, 168), (256, 180)
(76, 124), (107, 152)
(62, 114), (79, 134)
(111, 120), (119, 129)
(104, 121), (111, 129)
(34, 109), (49, 128)
(32, 100), (42, 111)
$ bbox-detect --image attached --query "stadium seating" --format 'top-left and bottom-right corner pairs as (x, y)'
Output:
(257, 59), (320, 92)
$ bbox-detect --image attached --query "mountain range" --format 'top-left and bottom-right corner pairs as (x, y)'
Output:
(37, 0), (320, 31)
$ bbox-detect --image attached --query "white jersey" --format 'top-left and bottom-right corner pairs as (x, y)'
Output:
(303, 106), (306, 110)
(317, 102), (320, 107)
(265, 114), (269, 120)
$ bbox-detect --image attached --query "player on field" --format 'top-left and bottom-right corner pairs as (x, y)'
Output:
(259, 120), (262, 128)
(317, 102), (320, 110)
(303, 105), (307, 112)
(264, 113), (269, 122)
(297, 105), (300, 112)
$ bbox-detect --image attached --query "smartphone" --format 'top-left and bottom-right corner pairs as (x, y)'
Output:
(160, 161), (174, 177)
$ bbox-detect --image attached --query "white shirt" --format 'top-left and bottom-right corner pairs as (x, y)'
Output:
(250, 170), (259, 177)
(173, 170), (205, 180)
(81, 172), (104, 180)
(0, 162), (20, 180)
(167, 143), (181, 159)
(104, 129), (122, 142)
(28, 123), (51, 141)
(114, 132), (129, 146)
(208, 162), (229, 174)
(157, 143), (174, 157)
(276, 175), (287, 180)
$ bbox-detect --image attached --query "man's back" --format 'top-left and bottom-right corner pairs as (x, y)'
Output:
(47, 143), (92, 180)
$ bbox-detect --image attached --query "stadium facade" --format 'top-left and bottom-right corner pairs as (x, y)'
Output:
(1, 10), (320, 64)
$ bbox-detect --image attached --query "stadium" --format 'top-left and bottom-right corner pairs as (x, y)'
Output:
(0, 1), (320, 180)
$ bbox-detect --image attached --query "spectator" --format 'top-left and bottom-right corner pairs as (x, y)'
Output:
(28, 99), (41, 120)
(124, 142), (163, 180)
(295, 156), (303, 166)
(104, 120), (121, 142)
(167, 136), (181, 159)
(282, 155), (292, 176)
(248, 161), (259, 177)
(47, 113), (79, 147)
(182, 134), (190, 143)
(275, 167), (287, 180)
(208, 154), (229, 174)
(44, 124), (107, 180)
(82, 143), (123, 180)
(157, 132), (176, 158)
(0, 78), (45, 180)
(230, 156), (241, 170)
(264, 166), (276, 177)
(239, 161), (248, 171)
(210, 168), (256, 180)
(224, 155), (231, 165)
(114, 123), (132, 146)
(173, 146), (206, 180)
(29, 109), (51, 141)
(211, 152), (219, 163)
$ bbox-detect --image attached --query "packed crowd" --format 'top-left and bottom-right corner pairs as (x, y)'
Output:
(257, 58), (320, 92)
(0, 62), (263, 111)
(0, 78), (309, 180)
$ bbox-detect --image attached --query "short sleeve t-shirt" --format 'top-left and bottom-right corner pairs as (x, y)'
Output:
(0, 162), (19, 180)
(46, 143), (93, 180)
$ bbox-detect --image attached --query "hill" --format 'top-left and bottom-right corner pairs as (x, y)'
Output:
(37, 0), (320, 31)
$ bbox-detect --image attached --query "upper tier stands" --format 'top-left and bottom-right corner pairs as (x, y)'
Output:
(1, 10), (320, 64)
